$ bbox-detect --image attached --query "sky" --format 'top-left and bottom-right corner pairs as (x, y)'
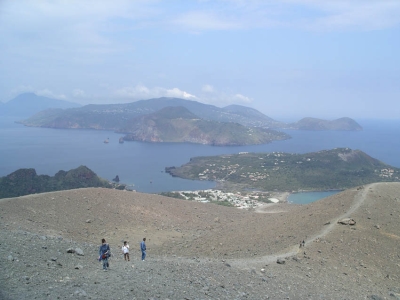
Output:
(0, 0), (399, 121)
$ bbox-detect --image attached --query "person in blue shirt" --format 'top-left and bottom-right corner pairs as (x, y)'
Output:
(99, 238), (110, 270)
(140, 238), (146, 261)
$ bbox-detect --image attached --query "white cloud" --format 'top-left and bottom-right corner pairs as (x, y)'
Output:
(36, 89), (67, 100)
(233, 93), (252, 103)
(171, 0), (400, 32)
(165, 88), (197, 99)
(173, 11), (241, 32)
(114, 84), (252, 106)
(9, 85), (35, 97)
(8, 85), (67, 100)
(72, 89), (86, 97)
(202, 84), (214, 93)
(293, 0), (400, 31)
(114, 85), (150, 98)
(114, 84), (196, 100)
(199, 89), (253, 107)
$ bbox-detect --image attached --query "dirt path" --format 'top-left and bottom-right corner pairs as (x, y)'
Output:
(228, 183), (375, 269)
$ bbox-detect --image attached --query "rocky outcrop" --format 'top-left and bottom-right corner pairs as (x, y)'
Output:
(0, 166), (112, 199)
(337, 218), (356, 225)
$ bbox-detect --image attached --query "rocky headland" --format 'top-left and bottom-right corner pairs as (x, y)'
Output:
(0, 166), (125, 199)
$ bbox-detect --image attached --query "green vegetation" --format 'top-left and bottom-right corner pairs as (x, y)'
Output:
(159, 191), (187, 200)
(19, 97), (285, 130)
(209, 200), (234, 207)
(165, 148), (400, 191)
(0, 166), (117, 199)
(120, 106), (289, 146)
(289, 117), (363, 131)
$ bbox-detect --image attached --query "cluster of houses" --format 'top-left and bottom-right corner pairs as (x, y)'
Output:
(378, 168), (397, 178)
(198, 163), (271, 182)
(197, 152), (294, 183)
(168, 189), (279, 209)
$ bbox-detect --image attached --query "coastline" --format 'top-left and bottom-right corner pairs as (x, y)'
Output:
(268, 191), (290, 203)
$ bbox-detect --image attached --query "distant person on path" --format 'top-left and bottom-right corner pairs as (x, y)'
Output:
(122, 241), (130, 261)
(140, 238), (146, 261)
(99, 238), (110, 271)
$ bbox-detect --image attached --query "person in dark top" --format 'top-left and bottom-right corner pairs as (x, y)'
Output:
(140, 238), (146, 261)
(99, 238), (110, 270)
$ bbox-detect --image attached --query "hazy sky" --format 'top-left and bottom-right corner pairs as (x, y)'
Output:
(1, 0), (399, 120)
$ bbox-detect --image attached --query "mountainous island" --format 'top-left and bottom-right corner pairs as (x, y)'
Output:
(0, 93), (80, 118)
(166, 148), (400, 191)
(11, 97), (362, 145)
(117, 106), (289, 145)
(18, 100), (291, 145)
(289, 117), (363, 131)
(16, 96), (285, 129)
(0, 166), (125, 199)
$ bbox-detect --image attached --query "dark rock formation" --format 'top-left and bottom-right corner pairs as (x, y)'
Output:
(0, 166), (112, 199)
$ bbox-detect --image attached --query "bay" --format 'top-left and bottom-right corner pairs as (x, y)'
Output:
(288, 191), (342, 204)
(0, 117), (399, 194)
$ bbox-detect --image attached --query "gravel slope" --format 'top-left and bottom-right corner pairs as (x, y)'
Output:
(1, 183), (399, 299)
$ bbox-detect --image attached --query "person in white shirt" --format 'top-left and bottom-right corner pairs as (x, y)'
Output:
(121, 241), (130, 261)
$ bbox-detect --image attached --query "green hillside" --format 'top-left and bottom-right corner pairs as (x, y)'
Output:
(119, 106), (289, 145)
(166, 148), (400, 191)
(19, 97), (284, 130)
(289, 117), (363, 131)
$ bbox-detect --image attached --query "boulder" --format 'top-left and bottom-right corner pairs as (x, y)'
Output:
(75, 248), (84, 256)
(277, 258), (286, 264)
(337, 218), (356, 225)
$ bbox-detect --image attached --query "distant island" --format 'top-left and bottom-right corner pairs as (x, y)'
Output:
(15, 95), (362, 137)
(288, 117), (363, 131)
(0, 166), (126, 199)
(165, 148), (399, 192)
(117, 106), (289, 145)
(0, 93), (80, 118)
(0, 93), (362, 146)
(16, 96), (285, 129)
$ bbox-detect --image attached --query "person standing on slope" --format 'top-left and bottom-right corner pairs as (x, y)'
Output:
(122, 241), (130, 261)
(99, 238), (110, 271)
(140, 238), (146, 261)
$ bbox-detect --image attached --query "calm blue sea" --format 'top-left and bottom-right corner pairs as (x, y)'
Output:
(288, 191), (342, 204)
(1, 117), (399, 197)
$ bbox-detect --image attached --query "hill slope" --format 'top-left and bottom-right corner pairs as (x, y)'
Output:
(19, 96), (284, 129)
(166, 148), (400, 191)
(118, 106), (290, 145)
(0, 183), (399, 299)
(289, 117), (363, 131)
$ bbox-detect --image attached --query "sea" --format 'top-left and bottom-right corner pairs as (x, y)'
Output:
(1, 117), (399, 203)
